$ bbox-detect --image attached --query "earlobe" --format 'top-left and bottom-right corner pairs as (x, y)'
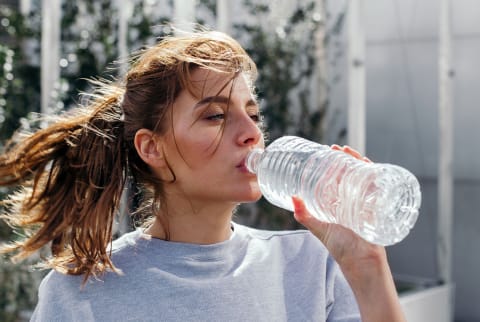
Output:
(134, 129), (166, 168)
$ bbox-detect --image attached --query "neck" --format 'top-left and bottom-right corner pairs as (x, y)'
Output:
(145, 200), (236, 245)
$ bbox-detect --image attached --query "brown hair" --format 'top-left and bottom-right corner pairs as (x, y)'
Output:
(0, 30), (257, 281)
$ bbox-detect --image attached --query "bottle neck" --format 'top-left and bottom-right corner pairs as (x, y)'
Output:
(245, 148), (263, 174)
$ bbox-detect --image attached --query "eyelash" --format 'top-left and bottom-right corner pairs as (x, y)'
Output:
(249, 113), (262, 123)
(206, 113), (225, 121)
(206, 112), (262, 123)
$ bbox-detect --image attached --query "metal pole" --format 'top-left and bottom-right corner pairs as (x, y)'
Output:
(217, 0), (231, 34)
(173, 0), (196, 33)
(438, 0), (454, 318)
(116, 0), (134, 77)
(41, 0), (61, 115)
(20, 0), (31, 15)
(312, 0), (327, 139)
(347, 0), (366, 155)
(438, 0), (454, 286)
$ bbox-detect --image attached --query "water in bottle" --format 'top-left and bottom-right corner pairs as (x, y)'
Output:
(245, 136), (421, 246)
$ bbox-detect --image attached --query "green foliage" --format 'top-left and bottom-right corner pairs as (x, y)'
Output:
(235, 1), (325, 141)
(233, 0), (327, 230)
(60, 0), (119, 104)
(0, 6), (41, 142)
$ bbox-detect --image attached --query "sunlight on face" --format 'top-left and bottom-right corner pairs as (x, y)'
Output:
(161, 68), (265, 205)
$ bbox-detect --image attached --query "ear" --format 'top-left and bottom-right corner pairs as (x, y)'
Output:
(134, 129), (167, 169)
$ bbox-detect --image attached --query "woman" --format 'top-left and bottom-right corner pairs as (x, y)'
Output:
(0, 30), (405, 321)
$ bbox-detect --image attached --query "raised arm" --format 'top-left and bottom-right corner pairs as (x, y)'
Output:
(292, 144), (406, 322)
(293, 196), (405, 322)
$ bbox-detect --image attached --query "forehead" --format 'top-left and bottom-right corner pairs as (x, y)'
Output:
(187, 68), (253, 99)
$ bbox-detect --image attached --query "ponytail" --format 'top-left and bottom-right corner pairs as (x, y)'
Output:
(0, 81), (127, 281)
(1, 30), (260, 281)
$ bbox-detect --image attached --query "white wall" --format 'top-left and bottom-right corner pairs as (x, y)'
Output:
(327, 0), (480, 320)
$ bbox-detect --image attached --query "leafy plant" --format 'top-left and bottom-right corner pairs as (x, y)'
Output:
(232, 0), (330, 229)
(0, 6), (41, 142)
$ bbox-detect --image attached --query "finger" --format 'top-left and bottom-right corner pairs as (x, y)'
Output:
(362, 156), (372, 163)
(292, 196), (330, 242)
(331, 144), (342, 151)
(342, 145), (363, 160)
(339, 145), (372, 163)
(292, 195), (312, 224)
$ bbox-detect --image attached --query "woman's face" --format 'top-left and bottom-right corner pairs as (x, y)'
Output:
(160, 68), (264, 205)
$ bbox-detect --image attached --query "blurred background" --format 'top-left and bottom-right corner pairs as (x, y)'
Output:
(0, 0), (478, 321)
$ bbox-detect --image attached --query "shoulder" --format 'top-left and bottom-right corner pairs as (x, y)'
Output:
(108, 229), (148, 268)
(33, 230), (145, 305)
(31, 230), (146, 321)
(234, 222), (323, 245)
(30, 270), (84, 321)
(236, 225), (360, 319)
(235, 223), (312, 243)
(37, 269), (83, 296)
(233, 222), (331, 262)
(110, 228), (144, 253)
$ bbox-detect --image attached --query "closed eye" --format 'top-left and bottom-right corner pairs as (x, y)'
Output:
(206, 113), (225, 121)
(249, 113), (261, 123)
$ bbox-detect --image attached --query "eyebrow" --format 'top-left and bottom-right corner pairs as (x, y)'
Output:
(193, 96), (258, 109)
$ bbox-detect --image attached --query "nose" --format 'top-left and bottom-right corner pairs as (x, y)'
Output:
(236, 113), (263, 147)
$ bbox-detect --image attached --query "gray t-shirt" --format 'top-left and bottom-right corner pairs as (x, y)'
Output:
(31, 223), (360, 321)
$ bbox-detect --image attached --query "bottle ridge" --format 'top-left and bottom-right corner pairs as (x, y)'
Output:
(246, 136), (421, 246)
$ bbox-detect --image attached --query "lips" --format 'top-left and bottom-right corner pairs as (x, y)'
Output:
(236, 156), (253, 174)
(236, 158), (247, 171)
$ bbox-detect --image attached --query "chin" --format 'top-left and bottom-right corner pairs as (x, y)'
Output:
(239, 189), (263, 203)
(232, 182), (263, 203)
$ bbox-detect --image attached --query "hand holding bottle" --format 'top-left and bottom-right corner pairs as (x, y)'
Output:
(293, 196), (406, 322)
(293, 144), (379, 268)
(292, 145), (407, 322)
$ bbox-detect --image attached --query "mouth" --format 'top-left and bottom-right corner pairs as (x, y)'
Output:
(236, 157), (253, 174)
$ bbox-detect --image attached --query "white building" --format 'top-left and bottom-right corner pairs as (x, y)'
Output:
(328, 1), (480, 321)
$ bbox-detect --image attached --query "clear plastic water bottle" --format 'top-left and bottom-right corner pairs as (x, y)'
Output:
(246, 136), (421, 246)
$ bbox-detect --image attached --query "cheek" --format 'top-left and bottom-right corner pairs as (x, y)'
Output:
(186, 125), (224, 151)
(175, 131), (220, 166)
